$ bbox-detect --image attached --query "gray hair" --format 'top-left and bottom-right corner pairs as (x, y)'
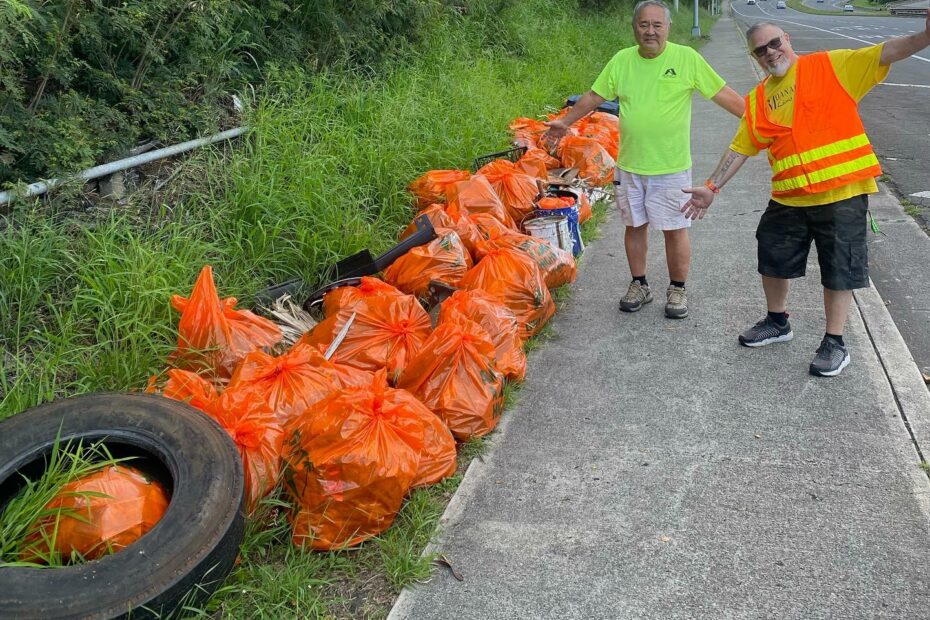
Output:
(746, 21), (784, 40)
(633, 0), (672, 24)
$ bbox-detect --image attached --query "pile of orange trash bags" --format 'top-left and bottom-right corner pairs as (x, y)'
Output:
(62, 108), (603, 557)
(508, 109), (618, 187)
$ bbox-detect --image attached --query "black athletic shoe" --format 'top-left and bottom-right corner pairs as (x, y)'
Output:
(738, 315), (794, 347)
(809, 337), (850, 377)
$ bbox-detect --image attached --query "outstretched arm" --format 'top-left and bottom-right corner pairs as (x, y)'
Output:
(541, 90), (607, 144)
(880, 14), (930, 65)
(680, 149), (750, 220)
(712, 85), (745, 118)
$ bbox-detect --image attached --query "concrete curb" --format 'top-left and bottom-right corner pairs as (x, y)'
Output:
(855, 281), (930, 464)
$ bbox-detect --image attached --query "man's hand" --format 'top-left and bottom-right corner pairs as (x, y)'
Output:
(540, 90), (607, 149)
(681, 186), (715, 220)
(541, 119), (571, 149)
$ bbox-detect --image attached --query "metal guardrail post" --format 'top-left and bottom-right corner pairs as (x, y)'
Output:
(0, 126), (249, 207)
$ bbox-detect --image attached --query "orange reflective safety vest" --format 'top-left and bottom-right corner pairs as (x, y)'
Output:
(744, 52), (882, 199)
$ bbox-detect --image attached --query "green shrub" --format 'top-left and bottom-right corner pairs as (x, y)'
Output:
(0, 0), (466, 186)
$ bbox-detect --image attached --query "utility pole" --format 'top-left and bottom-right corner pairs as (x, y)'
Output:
(674, 0), (680, 11)
(692, 0), (701, 37)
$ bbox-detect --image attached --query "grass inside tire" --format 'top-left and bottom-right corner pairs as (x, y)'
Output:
(0, 392), (245, 620)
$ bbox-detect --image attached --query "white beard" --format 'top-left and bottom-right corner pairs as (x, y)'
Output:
(765, 58), (791, 77)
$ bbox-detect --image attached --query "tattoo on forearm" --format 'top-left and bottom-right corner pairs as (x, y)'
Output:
(709, 151), (740, 186)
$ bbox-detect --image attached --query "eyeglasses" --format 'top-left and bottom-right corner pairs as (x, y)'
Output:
(751, 36), (783, 58)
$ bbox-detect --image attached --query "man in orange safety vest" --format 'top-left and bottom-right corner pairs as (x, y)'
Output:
(681, 17), (930, 377)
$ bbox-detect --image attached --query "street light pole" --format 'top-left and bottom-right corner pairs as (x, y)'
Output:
(692, 0), (701, 37)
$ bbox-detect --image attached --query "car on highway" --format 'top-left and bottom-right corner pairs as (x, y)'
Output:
(776, 0), (786, 7)
(747, 0), (756, 4)
(843, 3), (854, 10)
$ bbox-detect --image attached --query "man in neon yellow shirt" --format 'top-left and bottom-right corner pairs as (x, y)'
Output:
(682, 18), (930, 377)
(544, 0), (744, 319)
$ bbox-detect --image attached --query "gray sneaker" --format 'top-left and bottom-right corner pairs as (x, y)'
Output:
(809, 337), (850, 377)
(619, 281), (653, 312)
(738, 315), (793, 347)
(665, 285), (688, 319)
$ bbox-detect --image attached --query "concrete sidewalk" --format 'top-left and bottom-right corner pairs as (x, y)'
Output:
(389, 14), (930, 620)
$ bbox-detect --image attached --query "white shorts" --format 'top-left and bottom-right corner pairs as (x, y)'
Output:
(613, 168), (692, 231)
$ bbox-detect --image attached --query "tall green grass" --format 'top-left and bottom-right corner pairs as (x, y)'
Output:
(0, 0), (717, 615)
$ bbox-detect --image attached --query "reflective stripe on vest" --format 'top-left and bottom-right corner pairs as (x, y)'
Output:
(770, 133), (872, 175)
(744, 88), (770, 151)
(772, 153), (881, 193)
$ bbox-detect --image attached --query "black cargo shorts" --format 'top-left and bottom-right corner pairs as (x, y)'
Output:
(756, 194), (869, 291)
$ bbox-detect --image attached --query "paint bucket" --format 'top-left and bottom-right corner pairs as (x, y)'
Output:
(530, 205), (584, 256)
(523, 215), (572, 254)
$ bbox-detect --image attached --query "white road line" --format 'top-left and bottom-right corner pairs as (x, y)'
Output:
(879, 81), (930, 88)
(910, 191), (930, 199)
(732, 4), (930, 63)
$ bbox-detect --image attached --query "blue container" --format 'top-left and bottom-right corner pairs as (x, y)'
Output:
(529, 206), (584, 257)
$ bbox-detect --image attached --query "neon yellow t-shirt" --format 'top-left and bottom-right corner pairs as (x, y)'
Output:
(591, 42), (726, 175)
(729, 44), (890, 206)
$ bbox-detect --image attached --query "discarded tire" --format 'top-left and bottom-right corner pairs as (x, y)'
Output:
(0, 392), (245, 620)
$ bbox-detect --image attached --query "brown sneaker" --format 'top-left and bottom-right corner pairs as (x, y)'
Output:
(619, 281), (653, 312)
(665, 285), (688, 319)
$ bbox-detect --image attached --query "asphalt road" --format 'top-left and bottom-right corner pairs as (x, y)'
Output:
(729, 4), (930, 376)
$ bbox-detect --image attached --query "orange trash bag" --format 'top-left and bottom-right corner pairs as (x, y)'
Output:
(298, 295), (431, 379)
(20, 465), (169, 563)
(446, 175), (515, 229)
(536, 196), (575, 211)
(557, 136), (615, 187)
(509, 117), (549, 149)
(460, 244), (555, 340)
(228, 342), (373, 425)
(284, 370), (426, 550)
(161, 370), (284, 513)
(412, 409), (458, 488)
(397, 320), (504, 442)
(440, 202), (483, 261)
(476, 160), (540, 225)
(438, 289), (526, 382)
(383, 229), (472, 297)
(576, 123), (618, 160)
(170, 265), (282, 380)
(579, 111), (620, 139)
(578, 192), (593, 224)
(482, 231), (576, 290)
(444, 202), (513, 260)
(517, 148), (561, 180)
(322, 277), (405, 317)
(408, 170), (471, 209)
(399, 204), (457, 241)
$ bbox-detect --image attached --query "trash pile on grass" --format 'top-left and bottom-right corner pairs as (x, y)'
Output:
(32, 108), (616, 558)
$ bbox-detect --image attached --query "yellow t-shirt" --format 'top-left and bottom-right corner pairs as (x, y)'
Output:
(729, 44), (890, 206)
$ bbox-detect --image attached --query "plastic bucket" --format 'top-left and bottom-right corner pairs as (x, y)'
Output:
(523, 215), (572, 254)
(531, 206), (584, 256)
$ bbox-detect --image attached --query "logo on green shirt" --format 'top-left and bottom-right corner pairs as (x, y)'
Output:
(663, 68), (677, 78)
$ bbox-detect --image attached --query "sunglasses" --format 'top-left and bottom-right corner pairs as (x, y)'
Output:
(751, 36), (783, 58)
